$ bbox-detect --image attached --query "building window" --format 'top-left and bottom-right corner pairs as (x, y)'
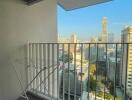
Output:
(128, 81), (132, 83)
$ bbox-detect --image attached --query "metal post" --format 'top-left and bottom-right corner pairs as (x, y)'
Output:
(125, 43), (129, 100)
(62, 44), (65, 100)
(48, 44), (50, 95)
(68, 44), (71, 100)
(57, 43), (60, 99)
(104, 43), (107, 99)
(88, 44), (91, 100)
(74, 44), (77, 100)
(80, 44), (83, 100)
(114, 44), (118, 100)
(95, 44), (98, 100)
(52, 44), (55, 98)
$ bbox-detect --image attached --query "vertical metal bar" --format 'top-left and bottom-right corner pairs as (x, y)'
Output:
(48, 44), (50, 95)
(114, 44), (118, 100)
(68, 44), (71, 100)
(33, 44), (36, 90)
(80, 44), (83, 100)
(121, 43), (124, 87)
(95, 44), (98, 100)
(88, 44), (90, 100)
(35, 44), (37, 91)
(104, 43), (107, 100)
(27, 43), (30, 90)
(125, 43), (128, 100)
(36, 44), (39, 91)
(30, 44), (33, 89)
(39, 44), (43, 92)
(36, 44), (40, 91)
(74, 44), (77, 100)
(62, 44), (65, 100)
(43, 44), (46, 94)
(52, 44), (55, 98)
(57, 43), (60, 99)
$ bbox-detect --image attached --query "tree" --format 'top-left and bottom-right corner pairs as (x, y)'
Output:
(59, 51), (73, 63)
(90, 75), (96, 91)
(108, 81), (114, 95)
(90, 64), (96, 75)
(115, 97), (122, 100)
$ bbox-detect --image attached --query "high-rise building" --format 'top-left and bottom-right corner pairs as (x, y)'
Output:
(108, 33), (114, 48)
(71, 34), (77, 43)
(120, 26), (132, 96)
(101, 17), (108, 43)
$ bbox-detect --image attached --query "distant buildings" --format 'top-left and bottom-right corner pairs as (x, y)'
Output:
(120, 26), (132, 96)
(107, 57), (120, 85)
(108, 33), (114, 48)
(58, 34), (80, 52)
(70, 34), (77, 43)
(84, 45), (105, 63)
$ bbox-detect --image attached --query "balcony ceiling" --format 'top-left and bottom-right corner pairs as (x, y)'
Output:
(58, 0), (112, 11)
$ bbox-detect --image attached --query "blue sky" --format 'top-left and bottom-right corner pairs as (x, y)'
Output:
(58, 0), (132, 40)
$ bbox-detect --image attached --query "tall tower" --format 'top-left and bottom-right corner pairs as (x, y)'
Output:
(101, 17), (108, 43)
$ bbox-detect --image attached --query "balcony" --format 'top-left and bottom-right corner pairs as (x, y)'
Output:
(17, 43), (131, 100)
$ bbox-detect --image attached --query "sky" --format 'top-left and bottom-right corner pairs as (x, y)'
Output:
(58, 0), (132, 41)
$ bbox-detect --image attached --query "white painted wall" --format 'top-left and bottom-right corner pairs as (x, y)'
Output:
(0, 0), (57, 100)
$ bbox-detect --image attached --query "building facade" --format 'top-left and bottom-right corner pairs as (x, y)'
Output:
(120, 26), (132, 96)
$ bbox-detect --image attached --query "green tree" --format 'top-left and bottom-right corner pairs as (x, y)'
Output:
(90, 75), (96, 91)
(107, 80), (114, 95)
(115, 97), (122, 100)
(90, 64), (96, 75)
(59, 51), (73, 63)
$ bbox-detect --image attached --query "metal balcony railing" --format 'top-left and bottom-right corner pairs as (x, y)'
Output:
(26, 43), (132, 100)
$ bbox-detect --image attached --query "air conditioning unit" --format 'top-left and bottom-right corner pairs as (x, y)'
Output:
(23, 0), (43, 5)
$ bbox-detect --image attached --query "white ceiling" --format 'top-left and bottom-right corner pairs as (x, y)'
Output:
(58, 0), (112, 11)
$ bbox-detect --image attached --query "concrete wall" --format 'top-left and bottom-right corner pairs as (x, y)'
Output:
(0, 0), (57, 100)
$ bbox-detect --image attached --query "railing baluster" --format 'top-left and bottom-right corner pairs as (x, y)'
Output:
(88, 44), (90, 100)
(95, 44), (98, 100)
(35, 44), (38, 90)
(30, 44), (33, 89)
(36, 44), (40, 91)
(125, 43), (128, 100)
(62, 44), (65, 100)
(74, 44), (77, 100)
(114, 44), (118, 100)
(121, 43), (124, 91)
(27, 43), (30, 90)
(39, 44), (43, 92)
(33, 44), (36, 90)
(68, 44), (71, 100)
(57, 43), (60, 99)
(48, 44), (50, 95)
(104, 43), (107, 100)
(80, 44), (83, 100)
(52, 44), (55, 98)
(43, 44), (46, 94)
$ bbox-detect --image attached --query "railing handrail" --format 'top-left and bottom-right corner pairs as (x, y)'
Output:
(28, 42), (132, 44)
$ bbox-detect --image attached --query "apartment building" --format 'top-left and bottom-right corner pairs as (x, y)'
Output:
(121, 26), (132, 97)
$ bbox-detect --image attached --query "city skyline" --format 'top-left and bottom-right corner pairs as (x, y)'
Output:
(58, 0), (132, 41)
